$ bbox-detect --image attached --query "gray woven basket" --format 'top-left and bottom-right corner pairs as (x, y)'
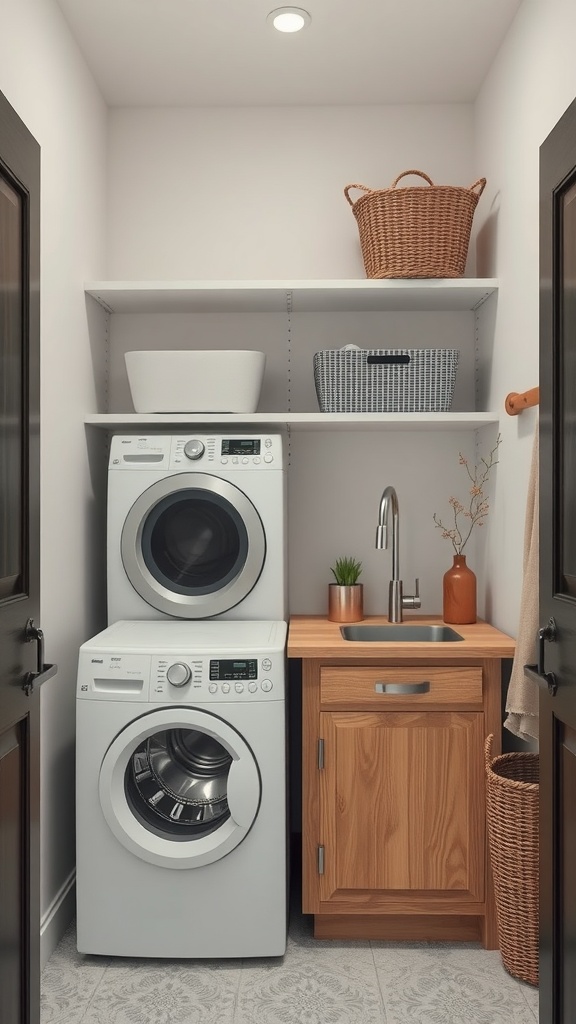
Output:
(313, 348), (459, 413)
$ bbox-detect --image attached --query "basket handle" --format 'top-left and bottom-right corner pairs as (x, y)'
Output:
(367, 354), (411, 367)
(390, 170), (435, 188)
(469, 177), (487, 197)
(344, 183), (373, 207)
(388, 170), (487, 198)
(484, 733), (494, 772)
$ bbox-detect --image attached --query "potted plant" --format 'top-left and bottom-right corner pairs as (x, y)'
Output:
(328, 556), (364, 622)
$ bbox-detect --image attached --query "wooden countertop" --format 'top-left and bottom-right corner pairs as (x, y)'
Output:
(287, 615), (516, 660)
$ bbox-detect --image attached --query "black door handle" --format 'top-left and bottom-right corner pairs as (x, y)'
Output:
(25, 618), (44, 675)
(524, 616), (558, 696)
(23, 619), (57, 696)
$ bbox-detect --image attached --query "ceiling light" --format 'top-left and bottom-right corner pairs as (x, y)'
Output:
(267, 7), (311, 33)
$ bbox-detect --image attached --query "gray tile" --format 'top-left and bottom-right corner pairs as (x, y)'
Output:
(41, 917), (541, 1024)
(41, 924), (109, 1024)
(81, 960), (242, 1024)
(516, 977), (539, 1021)
(374, 943), (536, 1024)
(236, 950), (385, 1024)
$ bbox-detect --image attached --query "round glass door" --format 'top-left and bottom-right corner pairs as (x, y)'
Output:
(127, 727), (233, 838)
(121, 473), (266, 618)
(99, 707), (261, 869)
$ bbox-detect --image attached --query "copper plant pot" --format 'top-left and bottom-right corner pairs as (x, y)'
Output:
(328, 584), (364, 623)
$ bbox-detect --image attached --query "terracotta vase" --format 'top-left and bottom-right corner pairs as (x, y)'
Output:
(328, 584), (364, 623)
(443, 554), (477, 624)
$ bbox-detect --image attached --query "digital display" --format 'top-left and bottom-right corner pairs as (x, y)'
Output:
(209, 659), (258, 681)
(221, 439), (261, 455)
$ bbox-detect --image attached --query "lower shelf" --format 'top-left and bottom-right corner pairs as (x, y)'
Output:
(84, 412), (499, 432)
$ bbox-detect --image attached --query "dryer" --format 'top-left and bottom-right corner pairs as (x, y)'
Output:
(76, 619), (287, 958)
(107, 433), (286, 623)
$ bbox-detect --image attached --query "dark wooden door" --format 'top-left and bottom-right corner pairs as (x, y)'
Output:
(539, 95), (576, 1024)
(0, 89), (44, 1024)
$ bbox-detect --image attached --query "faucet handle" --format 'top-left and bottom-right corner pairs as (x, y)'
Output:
(403, 578), (421, 610)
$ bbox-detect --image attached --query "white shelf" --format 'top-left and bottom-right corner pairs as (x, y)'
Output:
(84, 412), (499, 432)
(85, 278), (498, 315)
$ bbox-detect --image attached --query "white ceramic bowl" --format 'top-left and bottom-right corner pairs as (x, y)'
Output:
(124, 350), (266, 413)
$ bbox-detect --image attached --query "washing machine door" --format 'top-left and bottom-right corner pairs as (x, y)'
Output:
(121, 473), (266, 618)
(98, 706), (261, 869)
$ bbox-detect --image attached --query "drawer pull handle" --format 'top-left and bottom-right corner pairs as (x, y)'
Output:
(375, 681), (430, 695)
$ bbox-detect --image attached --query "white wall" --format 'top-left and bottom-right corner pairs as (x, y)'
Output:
(474, 0), (576, 637)
(0, 0), (107, 964)
(107, 105), (476, 280)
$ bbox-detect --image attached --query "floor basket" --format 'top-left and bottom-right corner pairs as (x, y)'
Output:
(344, 170), (486, 279)
(485, 734), (539, 986)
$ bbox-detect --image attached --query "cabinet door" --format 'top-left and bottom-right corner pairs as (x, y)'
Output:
(318, 710), (485, 911)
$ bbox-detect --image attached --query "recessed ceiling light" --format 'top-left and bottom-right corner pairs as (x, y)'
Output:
(267, 7), (311, 33)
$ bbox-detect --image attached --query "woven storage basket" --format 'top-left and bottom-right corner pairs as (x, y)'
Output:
(313, 347), (459, 413)
(485, 734), (539, 986)
(344, 170), (486, 279)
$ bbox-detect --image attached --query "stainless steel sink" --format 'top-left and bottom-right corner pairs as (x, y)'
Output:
(340, 624), (465, 642)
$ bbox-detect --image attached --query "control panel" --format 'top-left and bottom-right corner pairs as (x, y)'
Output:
(108, 434), (284, 471)
(171, 434), (283, 470)
(77, 649), (284, 702)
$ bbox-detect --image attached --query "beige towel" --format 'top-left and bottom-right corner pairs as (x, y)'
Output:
(504, 424), (540, 743)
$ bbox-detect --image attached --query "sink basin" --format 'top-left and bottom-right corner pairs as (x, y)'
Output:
(340, 625), (465, 642)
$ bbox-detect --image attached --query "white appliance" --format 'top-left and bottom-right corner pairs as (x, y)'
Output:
(107, 433), (286, 623)
(76, 619), (288, 958)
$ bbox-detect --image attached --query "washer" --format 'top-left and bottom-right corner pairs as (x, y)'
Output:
(107, 433), (286, 623)
(76, 619), (288, 958)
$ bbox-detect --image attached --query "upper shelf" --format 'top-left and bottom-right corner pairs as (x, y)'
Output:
(84, 279), (498, 315)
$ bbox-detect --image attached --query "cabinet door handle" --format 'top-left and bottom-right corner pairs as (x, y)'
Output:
(375, 681), (430, 694)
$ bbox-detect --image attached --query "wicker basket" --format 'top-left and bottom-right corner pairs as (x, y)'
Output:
(344, 170), (486, 279)
(485, 734), (539, 986)
(313, 347), (459, 413)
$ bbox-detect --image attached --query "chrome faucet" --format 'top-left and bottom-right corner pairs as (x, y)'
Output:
(375, 485), (421, 623)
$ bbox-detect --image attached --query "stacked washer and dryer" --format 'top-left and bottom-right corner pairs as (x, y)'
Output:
(76, 433), (288, 958)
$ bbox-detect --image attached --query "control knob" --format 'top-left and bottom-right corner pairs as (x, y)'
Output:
(166, 662), (191, 687)
(184, 439), (205, 461)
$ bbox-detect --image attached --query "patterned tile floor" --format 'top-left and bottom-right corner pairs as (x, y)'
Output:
(42, 903), (540, 1024)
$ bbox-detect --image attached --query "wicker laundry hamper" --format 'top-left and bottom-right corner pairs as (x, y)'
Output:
(344, 170), (486, 279)
(485, 734), (539, 986)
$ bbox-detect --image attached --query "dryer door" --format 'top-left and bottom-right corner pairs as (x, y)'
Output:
(121, 473), (266, 618)
(98, 706), (261, 869)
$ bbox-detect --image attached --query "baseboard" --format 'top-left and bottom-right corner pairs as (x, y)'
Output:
(40, 870), (76, 969)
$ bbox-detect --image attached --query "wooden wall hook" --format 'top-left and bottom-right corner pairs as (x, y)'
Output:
(505, 387), (540, 415)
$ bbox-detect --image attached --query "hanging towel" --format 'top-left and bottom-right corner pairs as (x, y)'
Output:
(504, 423), (540, 744)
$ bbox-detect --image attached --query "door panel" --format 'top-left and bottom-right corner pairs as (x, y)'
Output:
(319, 710), (484, 907)
(0, 89), (41, 1024)
(540, 94), (576, 1024)
(0, 726), (23, 1024)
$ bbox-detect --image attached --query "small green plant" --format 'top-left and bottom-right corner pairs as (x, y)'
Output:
(330, 556), (363, 586)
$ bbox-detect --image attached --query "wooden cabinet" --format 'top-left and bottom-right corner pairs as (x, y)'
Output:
(300, 653), (506, 947)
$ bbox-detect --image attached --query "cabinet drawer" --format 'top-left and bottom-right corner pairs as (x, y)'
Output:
(320, 666), (483, 707)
